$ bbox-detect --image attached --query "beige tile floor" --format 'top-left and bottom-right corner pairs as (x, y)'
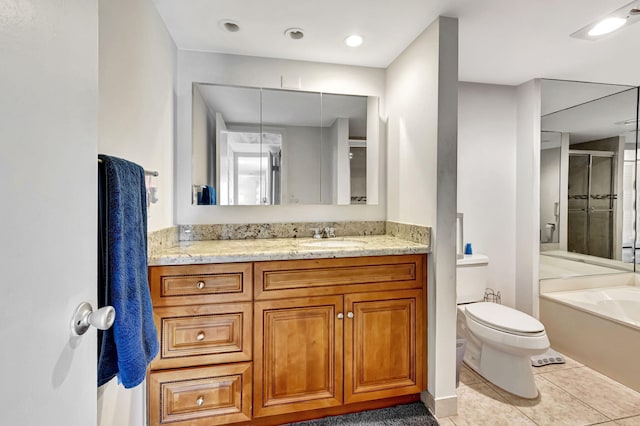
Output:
(438, 353), (640, 426)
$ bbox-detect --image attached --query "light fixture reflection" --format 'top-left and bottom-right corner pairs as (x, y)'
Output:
(588, 17), (627, 36)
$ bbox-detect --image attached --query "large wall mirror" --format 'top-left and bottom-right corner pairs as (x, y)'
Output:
(192, 83), (377, 206)
(539, 79), (639, 278)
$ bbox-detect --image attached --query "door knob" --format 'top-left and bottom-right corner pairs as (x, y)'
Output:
(71, 302), (116, 335)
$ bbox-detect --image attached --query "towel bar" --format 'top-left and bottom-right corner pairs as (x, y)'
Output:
(98, 158), (158, 177)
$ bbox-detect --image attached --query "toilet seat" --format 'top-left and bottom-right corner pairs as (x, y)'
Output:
(465, 302), (546, 336)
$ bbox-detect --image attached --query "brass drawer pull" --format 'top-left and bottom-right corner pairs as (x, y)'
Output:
(196, 331), (205, 341)
(196, 395), (204, 406)
(196, 281), (205, 290)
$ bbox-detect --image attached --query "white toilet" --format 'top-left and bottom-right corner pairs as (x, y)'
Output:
(456, 254), (549, 398)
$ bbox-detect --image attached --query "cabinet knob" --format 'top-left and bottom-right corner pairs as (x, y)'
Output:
(347, 311), (354, 319)
(196, 331), (205, 341)
(337, 313), (344, 319)
(196, 281), (205, 290)
(196, 395), (204, 407)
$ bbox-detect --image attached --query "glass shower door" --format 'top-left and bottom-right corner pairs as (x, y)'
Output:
(568, 154), (589, 255)
(589, 155), (614, 258)
(567, 152), (615, 258)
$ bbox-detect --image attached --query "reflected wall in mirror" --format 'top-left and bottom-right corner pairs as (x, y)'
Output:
(539, 79), (639, 277)
(191, 83), (374, 206)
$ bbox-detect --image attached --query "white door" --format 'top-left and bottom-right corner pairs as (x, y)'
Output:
(0, 0), (98, 424)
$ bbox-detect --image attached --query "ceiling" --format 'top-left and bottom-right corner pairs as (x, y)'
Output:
(153, 0), (640, 86)
(197, 84), (368, 135)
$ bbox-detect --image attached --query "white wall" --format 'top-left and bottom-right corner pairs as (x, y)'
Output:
(176, 51), (386, 224)
(540, 147), (560, 244)
(98, 0), (176, 232)
(216, 113), (229, 204)
(192, 85), (214, 187)
(350, 147), (367, 200)
(458, 82), (518, 307)
(322, 121), (338, 204)
(515, 79), (542, 316)
(335, 118), (351, 204)
(97, 0), (177, 424)
(386, 16), (459, 417)
(285, 126), (323, 204)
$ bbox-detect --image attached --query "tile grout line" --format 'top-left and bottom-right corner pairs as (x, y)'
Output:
(472, 381), (540, 425)
(531, 365), (583, 375)
(537, 369), (616, 423)
(451, 362), (639, 425)
(541, 365), (640, 420)
(480, 380), (540, 426)
(460, 366), (541, 425)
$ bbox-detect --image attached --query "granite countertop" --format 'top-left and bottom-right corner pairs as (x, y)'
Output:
(149, 235), (430, 266)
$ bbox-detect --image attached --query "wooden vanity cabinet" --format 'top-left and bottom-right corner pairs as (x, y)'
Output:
(147, 254), (426, 425)
(253, 255), (426, 418)
(147, 263), (253, 426)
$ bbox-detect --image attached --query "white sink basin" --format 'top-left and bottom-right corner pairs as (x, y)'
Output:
(300, 239), (366, 248)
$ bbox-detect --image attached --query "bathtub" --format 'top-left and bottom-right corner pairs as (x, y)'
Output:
(540, 285), (640, 393)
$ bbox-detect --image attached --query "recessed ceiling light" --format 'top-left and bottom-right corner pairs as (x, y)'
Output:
(345, 34), (364, 47)
(284, 28), (305, 40)
(587, 17), (627, 36)
(219, 20), (240, 33)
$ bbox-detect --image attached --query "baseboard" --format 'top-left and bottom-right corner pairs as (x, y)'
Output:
(421, 391), (457, 418)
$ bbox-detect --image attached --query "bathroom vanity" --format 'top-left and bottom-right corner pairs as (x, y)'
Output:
(146, 236), (428, 425)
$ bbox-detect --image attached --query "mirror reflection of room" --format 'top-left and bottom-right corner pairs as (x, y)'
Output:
(191, 83), (371, 206)
(539, 79), (639, 276)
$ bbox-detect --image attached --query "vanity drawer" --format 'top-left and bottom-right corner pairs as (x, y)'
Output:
(148, 363), (252, 426)
(151, 302), (252, 370)
(149, 263), (252, 306)
(254, 254), (425, 299)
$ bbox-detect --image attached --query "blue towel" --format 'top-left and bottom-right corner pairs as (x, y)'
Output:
(97, 154), (159, 388)
(197, 185), (216, 205)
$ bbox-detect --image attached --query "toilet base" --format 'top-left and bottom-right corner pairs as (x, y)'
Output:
(478, 344), (539, 399)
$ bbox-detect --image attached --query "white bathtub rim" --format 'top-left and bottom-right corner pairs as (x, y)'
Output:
(540, 286), (640, 331)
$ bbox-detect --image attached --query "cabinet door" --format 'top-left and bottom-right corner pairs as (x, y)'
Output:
(254, 296), (343, 417)
(344, 289), (424, 403)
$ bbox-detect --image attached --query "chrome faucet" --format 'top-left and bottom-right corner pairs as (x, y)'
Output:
(322, 227), (336, 238)
(310, 227), (336, 238)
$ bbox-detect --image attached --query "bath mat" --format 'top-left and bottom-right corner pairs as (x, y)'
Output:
(531, 348), (565, 367)
(285, 402), (438, 425)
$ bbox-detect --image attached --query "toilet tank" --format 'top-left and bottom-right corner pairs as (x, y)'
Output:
(456, 254), (489, 304)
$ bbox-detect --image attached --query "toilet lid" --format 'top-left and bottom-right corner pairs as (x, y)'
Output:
(465, 302), (545, 334)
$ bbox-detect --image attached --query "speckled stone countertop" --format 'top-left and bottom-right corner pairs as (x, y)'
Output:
(148, 235), (430, 266)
